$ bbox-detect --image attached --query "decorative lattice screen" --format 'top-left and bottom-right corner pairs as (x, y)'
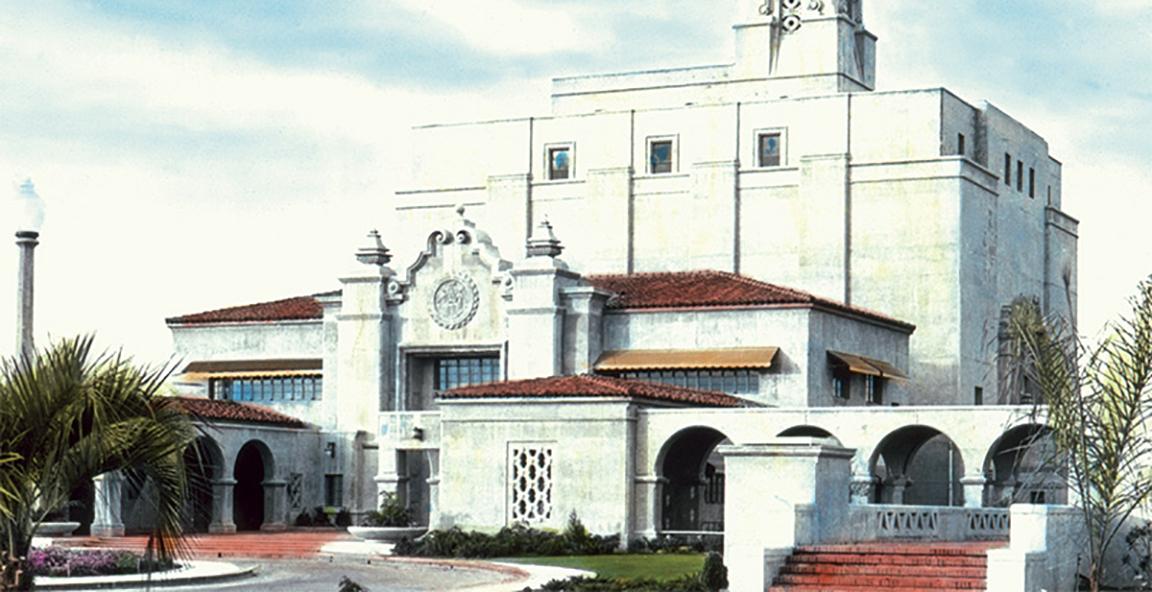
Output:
(510, 446), (553, 523)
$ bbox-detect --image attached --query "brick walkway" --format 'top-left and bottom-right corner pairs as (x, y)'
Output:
(56, 530), (355, 559)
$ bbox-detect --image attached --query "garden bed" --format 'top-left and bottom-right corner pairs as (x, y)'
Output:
(29, 547), (175, 578)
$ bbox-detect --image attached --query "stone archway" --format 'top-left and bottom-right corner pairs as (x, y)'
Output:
(233, 440), (274, 531)
(656, 426), (731, 533)
(777, 425), (841, 445)
(184, 436), (224, 533)
(983, 424), (1064, 506)
(870, 425), (964, 506)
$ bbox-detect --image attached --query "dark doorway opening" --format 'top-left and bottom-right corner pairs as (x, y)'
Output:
(233, 441), (270, 531)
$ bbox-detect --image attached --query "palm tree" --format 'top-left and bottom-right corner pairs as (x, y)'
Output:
(1001, 279), (1152, 592)
(0, 336), (198, 590)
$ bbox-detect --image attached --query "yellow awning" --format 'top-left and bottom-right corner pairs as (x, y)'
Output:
(827, 351), (908, 379)
(179, 370), (322, 382)
(594, 347), (779, 372)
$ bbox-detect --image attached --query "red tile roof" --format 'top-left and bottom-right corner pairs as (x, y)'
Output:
(167, 294), (329, 325)
(172, 396), (309, 428)
(439, 374), (746, 408)
(586, 270), (913, 330)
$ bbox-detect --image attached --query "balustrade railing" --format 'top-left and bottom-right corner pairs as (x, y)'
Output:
(851, 505), (1010, 541)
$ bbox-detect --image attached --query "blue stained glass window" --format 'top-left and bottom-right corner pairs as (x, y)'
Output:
(758, 132), (781, 167)
(649, 140), (673, 174)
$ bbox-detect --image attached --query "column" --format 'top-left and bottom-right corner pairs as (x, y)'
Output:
(260, 480), (288, 531)
(208, 479), (236, 534)
(632, 476), (666, 540)
(90, 472), (125, 537)
(960, 474), (988, 508)
(425, 451), (440, 528)
(506, 220), (574, 380)
(850, 473), (877, 505)
(886, 475), (912, 505)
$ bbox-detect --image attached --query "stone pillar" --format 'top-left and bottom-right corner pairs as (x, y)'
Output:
(90, 472), (125, 537)
(560, 286), (611, 375)
(632, 476), (666, 540)
(208, 479), (237, 534)
(960, 474), (988, 508)
(850, 474), (877, 505)
(506, 220), (577, 380)
(14, 231), (38, 359)
(337, 230), (397, 430)
(886, 475), (912, 505)
(719, 439), (855, 592)
(260, 480), (288, 531)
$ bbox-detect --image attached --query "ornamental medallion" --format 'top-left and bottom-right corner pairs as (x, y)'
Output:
(430, 274), (479, 330)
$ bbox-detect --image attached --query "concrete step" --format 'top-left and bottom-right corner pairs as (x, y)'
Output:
(781, 562), (986, 578)
(769, 542), (998, 592)
(774, 572), (984, 589)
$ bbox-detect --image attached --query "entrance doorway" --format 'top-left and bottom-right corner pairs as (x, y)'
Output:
(233, 440), (273, 531)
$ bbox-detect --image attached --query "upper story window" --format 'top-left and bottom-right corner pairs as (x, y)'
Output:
(864, 375), (884, 404)
(435, 356), (500, 391)
(211, 375), (322, 403)
(757, 131), (783, 167)
(617, 369), (760, 395)
(957, 133), (966, 157)
(648, 138), (675, 174)
(1029, 168), (1036, 198)
(1016, 160), (1024, 192)
(547, 144), (572, 180)
(832, 371), (850, 400)
(1004, 153), (1012, 186)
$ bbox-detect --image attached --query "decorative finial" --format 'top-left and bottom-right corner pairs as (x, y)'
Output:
(526, 217), (564, 258)
(356, 230), (392, 266)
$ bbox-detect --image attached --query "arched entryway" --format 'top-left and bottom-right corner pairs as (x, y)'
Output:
(656, 427), (731, 533)
(983, 424), (1064, 506)
(870, 425), (964, 506)
(233, 440), (274, 531)
(184, 436), (224, 533)
(777, 425), (841, 445)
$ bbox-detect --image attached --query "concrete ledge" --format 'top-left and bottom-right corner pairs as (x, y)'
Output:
(35, 560), (256, 590)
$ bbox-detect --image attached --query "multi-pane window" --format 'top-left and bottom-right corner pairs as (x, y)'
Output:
(832, 372), (850, 400)
(210, 375), (322, 403)
(616, 369), (759, 394)
(649, 139), (674, 174)
(435, 357), (500, 391)
(865, 375), (884, 404)
(548, 146), (571, 180)
(704, 464), (725, 504)
(758, 132), (782, 167)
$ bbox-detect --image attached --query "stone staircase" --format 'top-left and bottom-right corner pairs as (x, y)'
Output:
(768, 541), (1004, 592)
(56, 530), (354, 559)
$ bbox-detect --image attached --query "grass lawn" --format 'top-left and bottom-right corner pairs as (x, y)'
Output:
(496, 554), (706, 580)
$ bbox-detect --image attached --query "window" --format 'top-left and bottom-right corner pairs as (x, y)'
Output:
(758, 132), (782, 167)
(1029, 168), (1036, 198)
(1017, 160), (1024, 192)
(648, 138), (674, 174)
(703, 463), (724, 504)
(974, 386), (984, 406)
(547, 145), (571, 180)
(865, 375), (884, 404)
(832, 371), (850, 400)
(616, 369), (760, 394)
(324, 474), (343, 508)
(1029, 490), (1047, 504)
(957, 133), (966, 156)
(435, 356), (500, 391)
(1004, 153), (1012, 186)
(510, 445), (553, 524)
(210, 375), (322, 403)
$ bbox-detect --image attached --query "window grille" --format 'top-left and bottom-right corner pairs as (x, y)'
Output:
(510, 446), (553, 524)
(616, 369), (760, 394)
(435, 357), (500, 391)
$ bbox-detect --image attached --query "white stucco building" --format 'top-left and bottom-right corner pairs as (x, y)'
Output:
(91, 2), (1086, 590)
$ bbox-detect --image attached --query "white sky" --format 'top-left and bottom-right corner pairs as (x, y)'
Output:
(0, 1), (1149, 364)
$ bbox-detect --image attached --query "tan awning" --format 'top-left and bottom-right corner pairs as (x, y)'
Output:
(827, 351), (908, 379)
(179, 370), (322, 382)
(182, 359), (322, 373)
(594, 347), (779, 372)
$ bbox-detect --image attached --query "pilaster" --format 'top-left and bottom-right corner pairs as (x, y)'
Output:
(91, 472), (125, 537)
(337, 231), (398, 430)
(260, 480), (288, 531)
(208, 479), (237, 533)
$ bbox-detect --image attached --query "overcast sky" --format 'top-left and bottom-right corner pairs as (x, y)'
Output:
(1, 1), (1150, 364)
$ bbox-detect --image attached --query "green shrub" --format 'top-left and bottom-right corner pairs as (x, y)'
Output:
(335, 508), (353, 527)
(311, 506), (332, 527)
(627, 533), (722, 554)
(363, 493), (412, 527)
(700, 552), (727, 592)
(393, 514), (619, 559)
(523, 574), (707, 591)
(294, 510), (314, 527)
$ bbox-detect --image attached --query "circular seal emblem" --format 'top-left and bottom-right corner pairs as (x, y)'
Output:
(430, 274), (479, 330)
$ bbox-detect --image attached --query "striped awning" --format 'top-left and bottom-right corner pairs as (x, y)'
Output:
(594, 347), (779, 372)
(827, 351), (908, 379)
